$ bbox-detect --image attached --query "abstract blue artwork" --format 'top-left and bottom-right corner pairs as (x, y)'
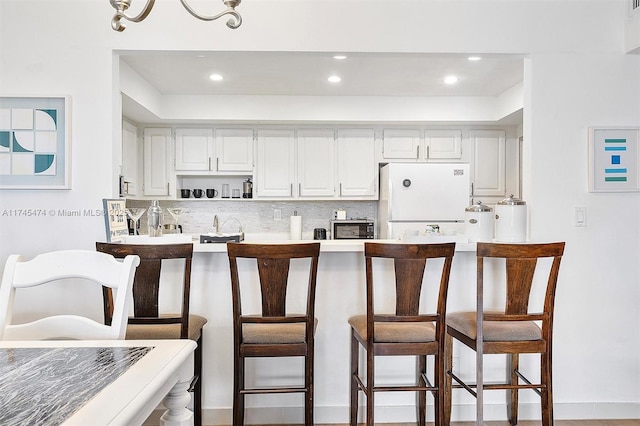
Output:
(0, 96), (70, 189)
(589, 127), (640, 192)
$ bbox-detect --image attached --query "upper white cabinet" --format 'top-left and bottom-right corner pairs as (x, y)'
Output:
(297, 130), (336, 198)
(215, 129), (254, 173)
(337, 129), (377, 198)
(383, 129), (463, 161)
(470, 129), (506, 197)
(143, 128), (172, 197)
(121, 121), (138, 196)
(175, 128), (214, 172)
(424, 129), (462, 160)
(382, 129), (420, 160)
(255, 129), (296, 197)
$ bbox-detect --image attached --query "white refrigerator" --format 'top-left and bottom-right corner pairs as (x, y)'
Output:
(378, 163), (470, 239)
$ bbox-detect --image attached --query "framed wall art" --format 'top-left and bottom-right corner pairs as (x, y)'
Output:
(0, 96), (71, 189)
(588, 127), (640, 192)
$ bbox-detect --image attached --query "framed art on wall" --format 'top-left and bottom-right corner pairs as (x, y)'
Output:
(0, 96), (71, 189)
(588, 127), (640, 192)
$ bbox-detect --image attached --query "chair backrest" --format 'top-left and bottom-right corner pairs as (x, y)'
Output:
(0, 250), (139, 341)
(364, 242), (456, 338)
(96, 242), (194, 339)
(226, 242), (320, 324)
(476, 242), (565, 332)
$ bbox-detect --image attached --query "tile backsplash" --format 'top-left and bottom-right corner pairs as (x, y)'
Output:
(127, 199), (377, 238)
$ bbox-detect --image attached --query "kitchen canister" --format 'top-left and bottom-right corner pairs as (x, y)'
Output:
(465, 201), (494, 242)
(494, 194), (527, 242)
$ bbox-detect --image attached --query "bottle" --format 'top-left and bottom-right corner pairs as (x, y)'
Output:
(147, 200), (164, 237)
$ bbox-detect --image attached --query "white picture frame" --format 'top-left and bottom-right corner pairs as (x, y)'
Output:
(588, 127), (640, 192)
(0, 96), (71, 189)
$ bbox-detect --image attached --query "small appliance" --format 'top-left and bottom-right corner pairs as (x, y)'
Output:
(331, 220), (375, 240)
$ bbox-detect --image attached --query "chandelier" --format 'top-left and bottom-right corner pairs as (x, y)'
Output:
(109, 0), (242, 32)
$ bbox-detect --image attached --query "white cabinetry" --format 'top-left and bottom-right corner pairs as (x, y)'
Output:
(122, 121), (138, 196)
(255, 129), (296, 197)
(175, 128), (214, 172)
(382, 129), (420, 160)
(297, 129), (335, 198)
(337, 129), (377, 198)
(143, 128), (172, 197)
(382, 129), (462, 161)
(215, 129), (254, 173)
(470, 129), (506, 197)
(424, 129), (462, 159)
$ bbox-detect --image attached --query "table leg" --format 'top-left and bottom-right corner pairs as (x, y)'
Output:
(160, 379), (193, 426)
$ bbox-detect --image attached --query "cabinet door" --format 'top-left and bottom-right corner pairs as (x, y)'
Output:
(297, 130), (336, 197)
(382, 129), (420, 160)
(122, 121), (138, 196)
(471, 129), (506, 197)
(255, 129), (295, 197)
(175, 128), (214, 171)
(337, 129), (377, 198)
(143, 128), (172, 197)
(215, 129), (254, 172)
(425, 129), (462, 160)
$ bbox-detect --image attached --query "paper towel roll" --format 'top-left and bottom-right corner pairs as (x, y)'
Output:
(290, 215), (302, 240)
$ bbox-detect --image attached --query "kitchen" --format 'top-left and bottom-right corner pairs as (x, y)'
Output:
(1, 1), (639, 424)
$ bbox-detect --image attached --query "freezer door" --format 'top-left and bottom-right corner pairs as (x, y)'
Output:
(383, 163), (469, 221)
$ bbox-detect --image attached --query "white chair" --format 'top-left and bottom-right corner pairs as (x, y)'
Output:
(0, 250), (139, 341)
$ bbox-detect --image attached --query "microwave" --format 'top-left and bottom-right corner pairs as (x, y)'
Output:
(331, 220), (375, 240)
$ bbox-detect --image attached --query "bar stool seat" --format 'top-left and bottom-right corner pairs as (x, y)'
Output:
(348, 315), (436, 343)
(447, 311), (542, 341)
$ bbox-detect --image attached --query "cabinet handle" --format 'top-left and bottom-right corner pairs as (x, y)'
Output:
(416, 146), (419, 159)
(290, 183), (293, 197)
(471, 182), (474, 196)
(299, 183), (302, 196)
(426, 145), (430, 159)
(167, 183), (170, 196)
(216, 158), (219, 171)
(208, 157), (211, 171)
(339, 183), (343, 196)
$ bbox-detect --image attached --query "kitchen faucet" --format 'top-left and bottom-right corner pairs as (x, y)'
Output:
(213, 215), (219, 233)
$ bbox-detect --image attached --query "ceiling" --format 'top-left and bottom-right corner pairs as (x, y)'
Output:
(120, 51), (524, 123)
(121, 51), (524, 97)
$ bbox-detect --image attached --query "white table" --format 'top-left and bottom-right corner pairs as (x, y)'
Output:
(0, 339), (196, 426)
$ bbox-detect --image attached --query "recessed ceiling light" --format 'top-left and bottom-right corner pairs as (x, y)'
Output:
(328, 75), (342, 83)
(333, 55), (347, 60)
(209, 73), (223, 81)
(468, 56), (482, 61)
(444, 75), (459, 85)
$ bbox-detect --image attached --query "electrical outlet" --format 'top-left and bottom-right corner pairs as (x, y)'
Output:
(273, 208), (282, 221)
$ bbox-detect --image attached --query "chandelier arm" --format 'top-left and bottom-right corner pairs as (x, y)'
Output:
(111, 0), (156, 32)
(179, 0), (242, 29)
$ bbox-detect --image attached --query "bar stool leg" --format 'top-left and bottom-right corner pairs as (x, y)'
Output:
(233, 356), (245, 426)
(507, 353), (519, 425)
(444, 333), (453, 426)
(541, 349), (554, 426)
(366, 348), (374, 426)
(350, 330), (359, 426)
(305, 348), (314, 426)
(416, 355), (427, 426)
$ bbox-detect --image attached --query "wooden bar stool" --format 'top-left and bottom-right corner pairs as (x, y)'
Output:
(226, 242), (321, 426)
(444, 242), (565, 426)
(96, 242), (207, 426)
(349, 242), (456, 426)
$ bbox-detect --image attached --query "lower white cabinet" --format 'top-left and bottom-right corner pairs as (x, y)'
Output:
(471, 129), (506, 197)
(143, 128), (172, 197)
(255, 129), (296, 197)
(337, 129), (377, 198)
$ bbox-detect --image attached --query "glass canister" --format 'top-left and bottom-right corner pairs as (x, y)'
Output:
(147, 200), (164, 237)
(494, 194), (527, 242)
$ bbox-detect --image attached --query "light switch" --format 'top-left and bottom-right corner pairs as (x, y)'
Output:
(273, 209), (282, 221)
(575, 206), (586, 227)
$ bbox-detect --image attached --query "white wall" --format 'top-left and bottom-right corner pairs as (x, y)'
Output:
(1, 0), (639, 422)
